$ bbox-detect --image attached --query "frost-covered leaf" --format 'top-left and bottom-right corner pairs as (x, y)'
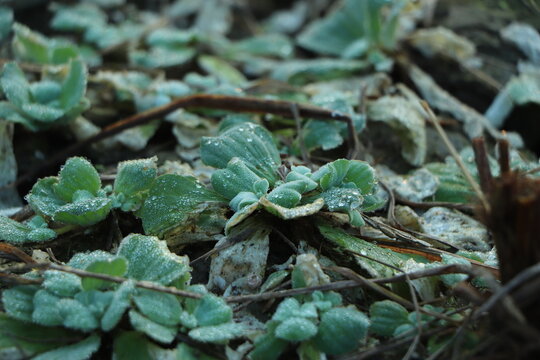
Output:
(303, 120), (344, 151)
(232, 34), (293, 59)
(2, 285), (38, 322)
(117, 234), (190, 285)
(82, 257), (128, 291)
(33, 334), (100, 360)
(43, 270), (81, 297)
(133, 289), (182, 326)
(313, 307), (369, 355)
(1, 61), (31, 108)
(291, 253), (330, 289)
(128, 310), (177, 344)
(188, 322), (247, 343)
(201, 122), (281, 185)
(55, 157), (101, 201)
(130, 47), (196, 68)
(0, 215), (32, 244)
(114, 157), (157, 198)
(101, 280), (136, 331)
(367, 96), (426, 166)
(75, 290), (113, 320)
(275, 317), (317, 342)
(211, 158), (266, 200)
(193, 294), (232, 326)
(53, 197), (112, 226)
(32, 290), (62, 326)
(59, 59), (87, 110)
(369, 300), (410, 337)
(139, 175), (225, 237)
(26, 177), (65, 217)
(249, 323), (288, 360)
(58, 298), (99, 331)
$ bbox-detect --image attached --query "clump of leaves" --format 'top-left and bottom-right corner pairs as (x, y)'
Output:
(0, 59), (89, 131)
(0, 234), (245, 358)
(250, 254), (370, 359)
(298, 0), (407, 69)
(140, 122), (383, 237)
(0, 157), (157, 244)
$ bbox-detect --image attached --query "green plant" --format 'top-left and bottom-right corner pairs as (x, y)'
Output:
(0, 59), (89, 131)
(0, 157), (158, 244)
(250, 254), (370, 359)
(297, 0), (408, 69)
(0, 234), (245, 358)
(140, 122), (382, 237)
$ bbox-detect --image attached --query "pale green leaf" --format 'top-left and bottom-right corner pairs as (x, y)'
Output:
(82, 257), (128, 291)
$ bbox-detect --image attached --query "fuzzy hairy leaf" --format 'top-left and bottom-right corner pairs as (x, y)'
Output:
(82, 257), (128, 291)
(33, 334), (100, 360)
(133, 289), (182, 326)
(193, 294), (232, 327)
(139, 174), (225, 237)
(274, 317), (318, 342)
(188, 322), (247, 344)
(201, 123), (281, 185)
(313, 307), (370, 355)
(117, 234), (190, 285)
(128, 310), (177, 344)
(369, 300), (409, 337)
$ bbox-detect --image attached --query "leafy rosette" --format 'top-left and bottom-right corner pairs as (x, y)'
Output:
(26, 157), (112, 227)
(0, 214), (57, 244)
(0, 58), (89, 131)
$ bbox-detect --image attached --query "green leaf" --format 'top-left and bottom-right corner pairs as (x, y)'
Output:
(133, 288), (182, 326)
(57, 298), (99, 332)
(12, 23), (50, 64)
(271, 58), (369, 85)
(53, 197), (112, 226)
(369, 300), (410, 337)
(75, 290), (114, 320)
(113, 157), (157, 210)
(26, 177), (65, 217)
(193, 294), (232, 326)
(33, 334), (100, 360)
(1, 62), (31, 107)
(117, 234), (190, 285)
(59, 59), (87, 110)
(101, 280), (136, 331)
(0, 215), (31, 244)
(211, 158), (265, 200)
(54, 157), (101, 202)
(272, 298), (301, 321)
(113, 331), (153, 360)
(0, 313), (80, 357)
(232, 34), (293, 59)
(188, 322), (247, 343)
(198, 55), (247, 87)
(139, 174), (225, 237)
(303, 120), (344, 151)
(275, 317), (318, 342)
(82, 257), (128, 291)
(43, 270), (81, 297)
(2, 285), (38, 322)
(128, 310), (177, 344)
(32, 290), (63, 326)
(249, 322), (288, 360)
(201, 122), (281, 185)
(313, 307), (369, 355)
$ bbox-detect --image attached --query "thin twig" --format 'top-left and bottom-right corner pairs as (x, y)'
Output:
(290, 103), (309, 163)
(9, 94), (359, 188)
(420, 101), (489, 212)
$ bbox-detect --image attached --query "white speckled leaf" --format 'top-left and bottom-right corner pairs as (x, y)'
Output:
(201, 123), (281, 185)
